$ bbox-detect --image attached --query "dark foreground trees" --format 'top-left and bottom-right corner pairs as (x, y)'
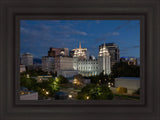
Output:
(111, 62), (140, 78)
(20, 77), (60, 98)
(77, 84), (113, 100)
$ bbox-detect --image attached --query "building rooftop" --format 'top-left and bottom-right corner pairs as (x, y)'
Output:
(100, 42), (118, 47)
(21, 53), (33, 57)
(116, 77), (140, 80)
(20, 87), (37, 95)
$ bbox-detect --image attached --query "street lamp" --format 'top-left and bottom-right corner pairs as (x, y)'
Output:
(86, 96), (89, 100)
(68, 94), (72, 99)
(108, 82), (111, 87)
(46, 91), (49, 95)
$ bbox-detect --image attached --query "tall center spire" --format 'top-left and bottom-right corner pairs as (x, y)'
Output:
(103, 42), (106, 48)
(79, 41), (81, 49)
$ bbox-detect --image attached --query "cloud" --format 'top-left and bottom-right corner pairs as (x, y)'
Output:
(57, 25), (88, 36)
(120, 48), (129, 52)
(20, 21), (88, 48)
(20, 27), (29, 33)
(125, 23), (140, 31)
(120, 52), (128, 55)
(50, 20), (61, 23)
(96, 20), (100, 24)
(132, 45), (140, 48)
(58, 25), (70, 29)
(113, 20), (140, 32)
(106, 32), (120, 35)
(71, 30), (87, 35)
(113, 20), (131, 31)
(95, 32), (120, 42)
(96, 37), (108, 42)
(120, 45), (140, 53)
(112, 32), (120, 35)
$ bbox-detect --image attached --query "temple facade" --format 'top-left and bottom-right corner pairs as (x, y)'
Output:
(72, 42), (111, 76)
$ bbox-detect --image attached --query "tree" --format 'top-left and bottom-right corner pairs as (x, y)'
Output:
(111, 62), (140, 77)
(134, 88), (140, 95)
(21, 69), (48, 77)
(48, 78), (60, 93)
(90, 72), (114, 86)
(77, 84), (113, 100)
(20, 76), (37, 90)
(50, 71), (57, 77)
(20, 75), (60, 98)
(37, 78), (60, 97)
(57, 75), (68, 84)
(73, 74), (84, 85)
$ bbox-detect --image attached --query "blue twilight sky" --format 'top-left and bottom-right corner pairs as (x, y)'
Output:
(20, 20), (140, 59)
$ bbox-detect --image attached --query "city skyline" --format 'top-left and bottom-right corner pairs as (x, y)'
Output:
(20, 20), (140, 59)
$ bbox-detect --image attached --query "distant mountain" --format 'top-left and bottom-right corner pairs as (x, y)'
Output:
(33, 58), (42, 64)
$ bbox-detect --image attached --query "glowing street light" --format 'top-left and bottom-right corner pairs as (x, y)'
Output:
(55, 77), (59, 82)
(26, 74), (30, 78)
(46, 91), (49, 95)
(68, 94), (72, 99)
(73, 79), (78, 85)
(86, 96), (89, 100)
(108, 82), (111, 87)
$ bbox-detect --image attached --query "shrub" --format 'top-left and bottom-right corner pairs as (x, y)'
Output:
(57, 75), (68, 84)
(116, 87), (127, 94)
(77, 84), (114, 100)
(134, 88), (140, 95)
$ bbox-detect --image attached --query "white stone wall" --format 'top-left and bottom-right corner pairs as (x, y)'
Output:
(57, 70), (78, 78)
(73, 59), (102, 76)
(104, 55), (111, 75)
(73, 56), (111, 77)
(115, 77), (140, 90)
(77, 60), (99, 76)
(98, 55), (111, 75)
(73, 57), (78, 70)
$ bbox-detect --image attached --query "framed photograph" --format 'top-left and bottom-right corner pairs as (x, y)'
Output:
(0, 0), (160, 120)
(19, 19), (140, 102)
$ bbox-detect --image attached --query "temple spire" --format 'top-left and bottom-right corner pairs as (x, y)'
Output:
(79, 42), (81, 49)
(103, 42), (106, 48)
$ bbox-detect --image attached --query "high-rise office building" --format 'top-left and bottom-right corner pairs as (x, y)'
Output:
(42, 56), (54, 72)
(48, 47), (69, 57)
(21, 53), (33, 66)
(99, 43), (120, 66)
(54, 56), (74, 72)
(54, 56), (78, 78)
(69, 50), (74, 57)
